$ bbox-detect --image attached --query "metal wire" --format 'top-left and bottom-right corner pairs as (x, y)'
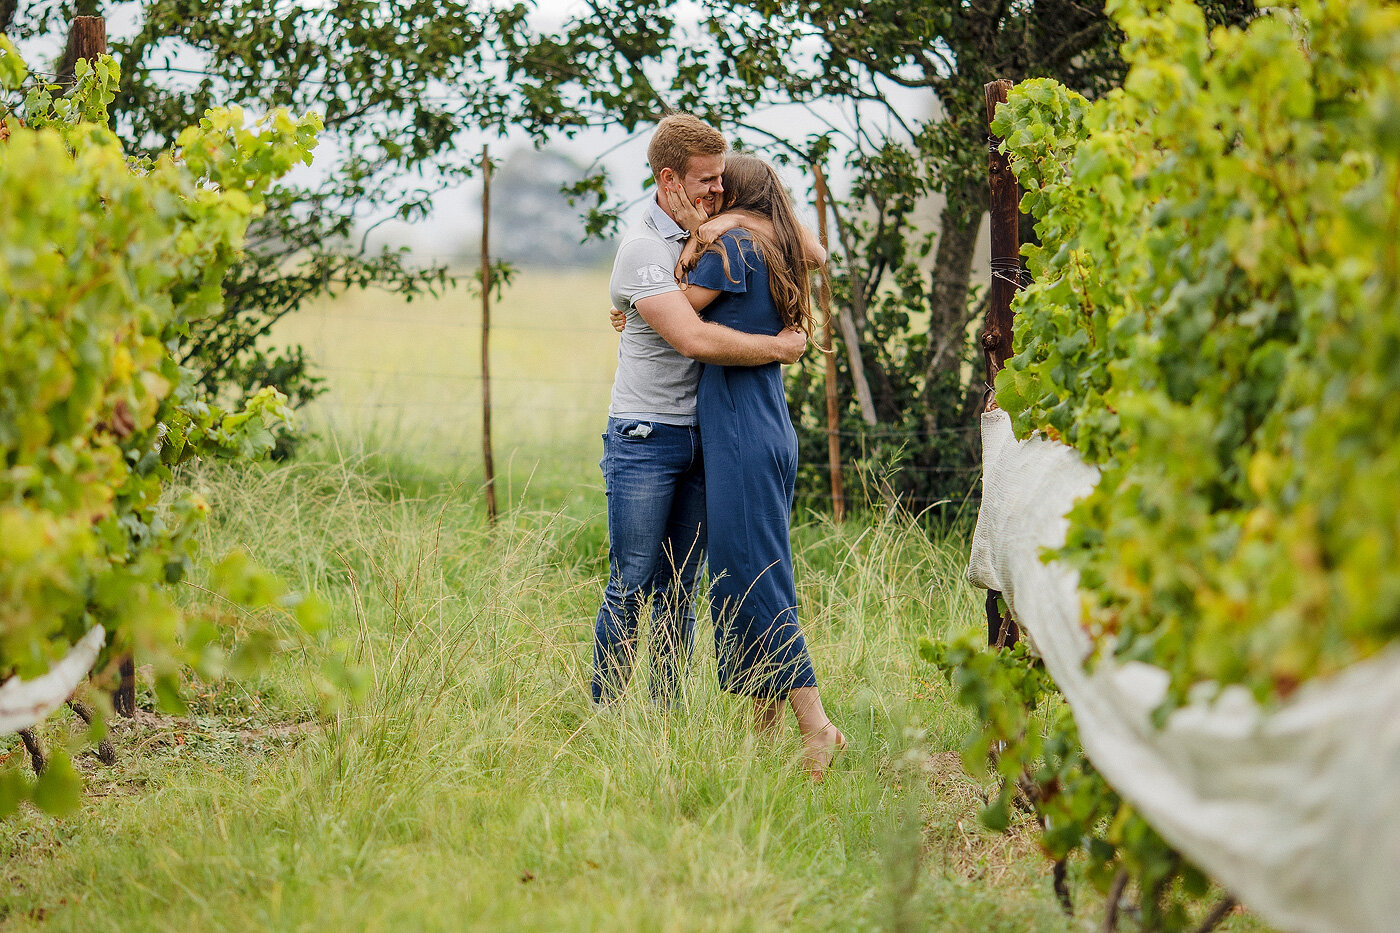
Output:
(990, 256), (1032, 288)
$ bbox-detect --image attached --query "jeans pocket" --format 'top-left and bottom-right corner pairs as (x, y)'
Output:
(615, 420), (654, 441)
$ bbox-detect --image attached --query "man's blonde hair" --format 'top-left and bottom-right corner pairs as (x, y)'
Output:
(647, 113), (727, 180)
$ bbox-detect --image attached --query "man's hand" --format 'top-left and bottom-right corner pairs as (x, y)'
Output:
(775, 326), (807, 364)
(609, 306), (626, 333)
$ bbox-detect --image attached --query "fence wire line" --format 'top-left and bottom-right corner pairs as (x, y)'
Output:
(310, 313), (620, 334)
(295, 307), (984, 495)
(317, 366), (604, 385)
(314, 395), (979, 437)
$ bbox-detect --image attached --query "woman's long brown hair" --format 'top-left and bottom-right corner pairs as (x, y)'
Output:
(696, 154), (824, 339)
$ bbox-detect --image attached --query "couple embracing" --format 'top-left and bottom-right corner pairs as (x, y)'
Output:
(591, 113), (845, 778)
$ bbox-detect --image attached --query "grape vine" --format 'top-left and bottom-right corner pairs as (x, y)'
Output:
(926, 0), (1400, 927)
(995, 0), (1400, 707)
(1, 44), (336, 815)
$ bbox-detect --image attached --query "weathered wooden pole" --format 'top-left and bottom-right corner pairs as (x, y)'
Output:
(812, 166), (846, 523)
(480, 145), (498, 526)
(984, 78), (1022, 648)
(56, 13), (139, 711)
(983, 78), (1020, 385)
(58, 15), (107, 89)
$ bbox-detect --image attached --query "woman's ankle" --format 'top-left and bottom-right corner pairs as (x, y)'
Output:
(753, 697), (784, 734)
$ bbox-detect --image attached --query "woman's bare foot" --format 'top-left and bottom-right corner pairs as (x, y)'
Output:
(802, 721), (847, 780)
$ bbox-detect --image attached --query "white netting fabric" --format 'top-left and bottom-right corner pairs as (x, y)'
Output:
(0, 625), (106, 734)
(967, 408), (1400, 933)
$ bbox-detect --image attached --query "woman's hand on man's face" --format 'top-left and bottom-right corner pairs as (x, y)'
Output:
(664, 179), (709, 235)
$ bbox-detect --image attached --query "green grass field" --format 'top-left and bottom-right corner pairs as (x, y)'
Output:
(0, 273), (1273, 931)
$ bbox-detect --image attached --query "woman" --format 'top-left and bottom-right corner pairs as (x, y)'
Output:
(662, 154), (845, 778)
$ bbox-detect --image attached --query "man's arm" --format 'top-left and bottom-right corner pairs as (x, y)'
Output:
(635, 291), (806, 365)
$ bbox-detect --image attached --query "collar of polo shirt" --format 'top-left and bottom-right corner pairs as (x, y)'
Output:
(646, 197), (689, 242)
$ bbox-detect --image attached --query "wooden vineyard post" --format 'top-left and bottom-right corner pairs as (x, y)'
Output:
(984, 78), (1022, 649)
(983, 78), (1020, 389)
(812, 165), (845, 523)
(58, 15), (106, 89)
(480, 145), (499, 526)
(58, 13), (138, 714)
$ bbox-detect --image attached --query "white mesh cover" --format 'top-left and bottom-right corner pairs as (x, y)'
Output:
(0, 625), (106, 734)
(967, 408), (1400, 933)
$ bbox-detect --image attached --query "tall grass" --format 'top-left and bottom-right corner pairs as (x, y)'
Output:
(0, 444), (1097, 932)
(2, 256), (1272, 929)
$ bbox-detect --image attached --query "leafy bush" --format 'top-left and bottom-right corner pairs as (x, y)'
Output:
(0, 45), (334, 814)
(926, 0), (1400, 926)
(995, 0), (1400, 707)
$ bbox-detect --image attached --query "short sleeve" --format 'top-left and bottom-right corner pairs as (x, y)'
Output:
(611, 237), (680, 308)
(687, 231), (753, 295)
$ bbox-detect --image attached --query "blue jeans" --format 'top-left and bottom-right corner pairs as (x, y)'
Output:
(592, 418), (706, 706)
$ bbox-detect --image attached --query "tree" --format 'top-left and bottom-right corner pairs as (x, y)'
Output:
(485, 0), (1255, 510)
(4, 1), (1252, 500)
(3, 1), (527, 436)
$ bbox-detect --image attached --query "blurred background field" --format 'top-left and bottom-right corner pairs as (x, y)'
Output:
(272, 267), (617, 507)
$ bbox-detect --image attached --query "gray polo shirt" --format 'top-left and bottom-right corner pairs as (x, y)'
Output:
(608, 199), (701, 425)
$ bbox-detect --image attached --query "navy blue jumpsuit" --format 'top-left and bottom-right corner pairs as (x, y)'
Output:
(688, 231), (818, 698)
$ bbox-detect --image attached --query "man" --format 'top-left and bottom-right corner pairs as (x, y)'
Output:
(592, 113), (807, 707)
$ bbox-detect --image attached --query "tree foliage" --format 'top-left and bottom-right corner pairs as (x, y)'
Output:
(997, 0), (1400, 706)
(4, 1), (526, 443)
(5, 1), (1246, 500)
(0, 47), (335, 815)
(485, 0), (1262, 510)
(7, 0), (1162, 500)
